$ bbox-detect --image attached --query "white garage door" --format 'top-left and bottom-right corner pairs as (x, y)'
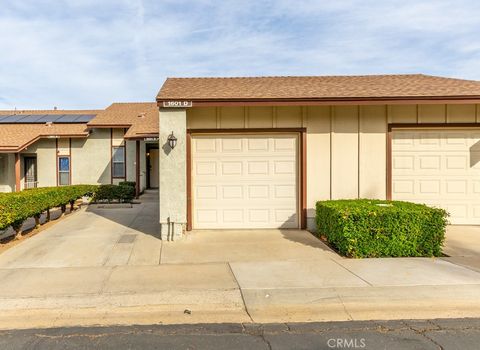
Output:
(192, 134), (299, 229)
(392, 129), (480, 224)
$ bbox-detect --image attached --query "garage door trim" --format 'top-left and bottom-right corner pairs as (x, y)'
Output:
(387, 123), (480, 200)
(186, 128), (307, 230)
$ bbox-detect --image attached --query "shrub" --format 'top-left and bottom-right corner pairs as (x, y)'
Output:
(316, 199), (448, 258)
(119, 181), (136, 189)
(92, 184), (134, 203)
(0, 185), (97, 232)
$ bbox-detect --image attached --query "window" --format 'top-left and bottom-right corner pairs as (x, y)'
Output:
(112, 146), (125, 178)
(58, 157), (70, 186)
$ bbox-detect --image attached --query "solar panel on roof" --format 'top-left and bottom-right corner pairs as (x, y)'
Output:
(15, 115), (44, 123)
(14, 115), (31, 123)
(74, 114), (96, 122)
(0, 114), (96, 124)
(56, 114), (81, 123)
(35, 115), (58, 123)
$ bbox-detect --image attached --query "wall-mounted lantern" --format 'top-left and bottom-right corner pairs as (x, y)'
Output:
(167, 131), (177, 149)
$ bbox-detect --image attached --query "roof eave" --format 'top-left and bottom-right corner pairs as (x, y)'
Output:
(157, 95), (480, 107)
(124, 133), (159, 140)
(87, 124), (132, 128)
(0, 133), (89, 153)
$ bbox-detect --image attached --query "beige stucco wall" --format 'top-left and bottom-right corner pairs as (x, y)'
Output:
(20, 139), (57, 188)
(0, 153), (15, 192)
(71, 128), (111, 185)
(159, 108), (187, 239)
(1, 127), (149, 192)
(187, 104), (480, 231)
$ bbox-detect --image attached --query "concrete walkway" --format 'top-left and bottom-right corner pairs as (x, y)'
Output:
(0, 191), (479, 329)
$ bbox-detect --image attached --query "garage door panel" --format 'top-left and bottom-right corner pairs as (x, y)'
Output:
(419, 156), (441, 170)
(195, 138), (216, 152)
(274, 209), (297, 223)
(223, 210), (243, 223)
(419, 180), (441, 194)
(221, 161), (242, 175)
(221, 138), (242, 152)
(392, 129), (480, 224)
(446, 155), (468, 170)
(196, 209), (218, 223)
(248, 185), (269, 198)
(222, 185), (243, 199)
(393, 156), (414, 170)
(274, 137), (296, 150)
(193, 134), (299, 229)
(196, 161), (216, 175)
(248, 161), (269, 175)
(196, 185), (217, 199)
(248, 138), (269, 151)
(274, 160), (296, 174)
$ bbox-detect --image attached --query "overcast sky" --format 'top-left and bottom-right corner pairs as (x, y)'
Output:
(1, 0), (480, 109)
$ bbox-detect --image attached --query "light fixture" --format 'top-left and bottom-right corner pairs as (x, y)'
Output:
(167, 131), (177, 149)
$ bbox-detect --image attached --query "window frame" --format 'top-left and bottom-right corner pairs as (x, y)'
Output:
(57, 155), (71, 186)
(111, 145), (126, 179)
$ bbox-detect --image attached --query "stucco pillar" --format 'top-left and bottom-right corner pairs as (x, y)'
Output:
(158, 108), (187, 240)
(135, 140), (140, 198)
(14, 153), (20, 192)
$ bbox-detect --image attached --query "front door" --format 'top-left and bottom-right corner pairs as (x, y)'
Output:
(24, 156), (37, 189)
(149, 149), (159, 188)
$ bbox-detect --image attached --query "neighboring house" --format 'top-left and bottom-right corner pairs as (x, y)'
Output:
(2, 74), (480, 239)
(156, 74), (480, 237)
(0, 103), (158, 196)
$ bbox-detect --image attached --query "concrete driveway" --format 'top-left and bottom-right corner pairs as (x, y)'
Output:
(442, 225), (480, 272)
(0, 194), (480, 328)
(0, 190), (162, 268)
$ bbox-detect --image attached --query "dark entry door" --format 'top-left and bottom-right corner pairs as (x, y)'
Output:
(24, 157), (37, 189)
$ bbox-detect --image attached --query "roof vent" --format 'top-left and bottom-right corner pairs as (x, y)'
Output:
(45, 121), (53, 127)
(138, 113), (146, 118)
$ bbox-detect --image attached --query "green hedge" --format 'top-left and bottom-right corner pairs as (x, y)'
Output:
(92, 184), (135, 203)
(316, 199), (448, 258)
(119, 181), (136, 188)
(0, 185), (97, 231)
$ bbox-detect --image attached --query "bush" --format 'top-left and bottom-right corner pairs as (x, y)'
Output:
(119, 181), (136, 189)
(316, 199), (448, 258)
(92, 184), (134, 203)
(0, 185), (97, 232)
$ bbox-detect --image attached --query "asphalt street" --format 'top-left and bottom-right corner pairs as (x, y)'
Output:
(1, 318), (480, 349)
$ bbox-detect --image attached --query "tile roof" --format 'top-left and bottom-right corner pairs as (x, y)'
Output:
(87, 102), (158, 139)
(0, 123), (89, 152)
(156, 74), (480, 102)
(0, 109), (98, 152)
